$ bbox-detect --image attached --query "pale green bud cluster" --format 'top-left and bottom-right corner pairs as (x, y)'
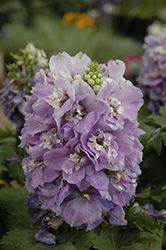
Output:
(83, 62), (103, 92)
(7, 43), (48, 92)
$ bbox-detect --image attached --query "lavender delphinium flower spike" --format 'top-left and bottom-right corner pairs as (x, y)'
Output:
(137, 31), (166, 114)
(0, 43), (48, 133)
(20, 51), (144, 244)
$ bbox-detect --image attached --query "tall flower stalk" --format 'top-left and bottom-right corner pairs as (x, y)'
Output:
(0, 43), (48, 133)
(137, 31), (166, 114)
(20, 51), (144, 244)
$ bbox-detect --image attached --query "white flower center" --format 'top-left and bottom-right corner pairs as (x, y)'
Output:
(39, 128), (60, 150)
(23, 159), (43, 172)
(68, 145), (85, 167)
(66, 103), (86, 124)
(45, 87), (67, 110)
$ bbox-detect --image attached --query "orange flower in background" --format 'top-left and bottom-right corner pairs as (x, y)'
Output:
(62, 12), (96, 28)
(75, 13), (96, 28)
(62, 12), (77, 26)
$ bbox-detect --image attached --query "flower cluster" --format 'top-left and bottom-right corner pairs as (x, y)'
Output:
(20, 52), (144, 244)
(137, 31), (166, 114)
(0, 43), (48, 133)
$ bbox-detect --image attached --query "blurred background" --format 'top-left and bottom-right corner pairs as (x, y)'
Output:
(1, 0), (166, 126)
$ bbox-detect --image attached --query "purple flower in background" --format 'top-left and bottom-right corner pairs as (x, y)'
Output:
(134, 202), (166, 219)
(0, 43), (48, 133)
(20, 51), (144, 244)
(137, 31), (166, 114)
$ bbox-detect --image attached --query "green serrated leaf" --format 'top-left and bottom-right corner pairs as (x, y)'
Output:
(0, 186), (32, 228)
(0, 229), (39, 250)
(93, 225), (117, 250)
(92, 223), (163, 250)
(68, 227), (100, 250)
(0, 218), (77, 250)
(93, 225), (145, 250)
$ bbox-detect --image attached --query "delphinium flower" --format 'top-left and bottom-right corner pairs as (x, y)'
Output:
(0, 43), (48, 133)
(137, 31), (166, 114)
(20, 51), (144, 244)
(133, 202), (166, 219)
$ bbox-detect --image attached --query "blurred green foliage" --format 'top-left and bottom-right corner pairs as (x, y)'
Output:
(115, 0), (166, 19)
(0, 0), (94, 27)
(0, 15), (142, 64)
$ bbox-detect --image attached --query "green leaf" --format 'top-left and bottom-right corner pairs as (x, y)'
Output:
(137, 122), (155, 147)
(124, 243), (148, 250)
(159, 106), (166, 118)
(134, 212), (159, 234)
(0, 163), (10, 173)
(93, 225), (147, 250)
(0, 137), (17, 146)
(151, 194), (163, 203)
(7, 162), (24, 183)
(140, 229), (163, 250)
(162, 185), (166, 191)
(147, 107), (166, 127)
(152, 135), (162, 156)
(93, 225), (117, 250)
(137, 187), (151, 199)
(146, 129), (166, 156)
(68, 227), (100, 250)
(124, 205), (138, 229)
(0, 186), (32, 229)
(139, 231), (160, 241)
(138, 149), (166, 191)
(0, 225), (77, 250)
(0, 145), (15, 165)
(0, 229), (39, 250)
(0, 127), (15, 140)
(29, 241), (76, 250)
(5, 213), (32, 231)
